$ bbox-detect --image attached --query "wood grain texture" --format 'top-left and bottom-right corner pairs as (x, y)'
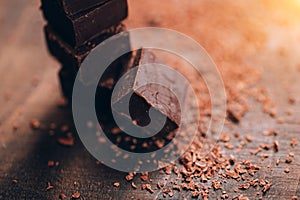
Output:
(1, 0), (300, 199)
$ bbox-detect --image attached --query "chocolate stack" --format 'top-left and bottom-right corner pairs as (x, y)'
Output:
(40, 0), (188, 151)
(40, 0), (130, 101)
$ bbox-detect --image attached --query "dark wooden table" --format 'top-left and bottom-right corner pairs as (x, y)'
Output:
(1, 0), (300, 199)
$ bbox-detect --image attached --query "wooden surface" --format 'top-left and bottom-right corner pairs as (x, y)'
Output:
(1, 0), (300, 199)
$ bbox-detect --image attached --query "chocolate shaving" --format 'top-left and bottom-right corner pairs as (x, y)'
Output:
(113, 182), (120, 188)
(71, 191), (80, 199)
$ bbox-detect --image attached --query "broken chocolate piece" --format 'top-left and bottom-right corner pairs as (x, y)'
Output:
(41, 0), (128, 46)
(111, 49), (188, 137)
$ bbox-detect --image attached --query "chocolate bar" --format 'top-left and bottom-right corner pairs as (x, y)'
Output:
(44, 24), (130, 77)
(55, 0), (109, 16)
(111, 49), (188, 135)
(41, 0), (128, 46)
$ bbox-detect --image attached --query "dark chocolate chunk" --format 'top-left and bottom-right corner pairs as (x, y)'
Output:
(41, 0), (128, 46)
(111, 49), (188, 135)
(44, 24), (86, 67)
(44, 24), (124, 66)
(44, 24), (130, 81)
(55, 0), (109, 16)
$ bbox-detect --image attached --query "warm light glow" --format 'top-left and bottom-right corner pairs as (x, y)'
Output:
(264, 0), (300, 21)
(296, 0), (300, 5)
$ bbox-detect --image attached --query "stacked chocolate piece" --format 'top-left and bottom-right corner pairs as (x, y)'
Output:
(40, 0), (130, 101)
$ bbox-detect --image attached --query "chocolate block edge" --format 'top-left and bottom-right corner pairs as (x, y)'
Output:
(41, 0), (128, 46)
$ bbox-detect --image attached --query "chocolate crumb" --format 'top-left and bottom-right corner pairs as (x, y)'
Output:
(288, 97), (296, 104)
(227, 102), (247, 123)
(12, 122), (19, 131)
(140, 172), (149, 181)
(46, 182), (53, 191)
(125, 173), (134, 181)
(191, 191), (201, 198)
(71, 191), (80, 199)
(141, 183), (147, 190)
(157, 182), (165, 189)
(98, 137), (106, 143)
(291, 138), (297, 147)
(30, 119), (40, 129)
(285, 157), (293, 163)
(48, 160), (55, 167)
(219, 133), (231, 142)
(238, 183), (250, 190)
(172, 185), (181, 191)
(145, 184), (154, 193)
(113, 182), (120, 188)
(229, 155), (236, 165)
(225, 170), (239, 179)
(263, 129), (279, 136)
(60, 125), (69, 132)
(269, 108), (277, 118)
(212, 180), (222, 190)
(276, 158), (280, 166)
(245, 135), (252, 142)
(131, 182), (137, 189)
(59, 194), (66, 199)
(224, 142), (234, 149)
(289, 152), (295, 157)
(262, 183), (272, 193)
(221, 194), (229, 199)
(163, 166), (172, 175)
(96, 161), (102, 165)
(273, 141), (279, 152)
(57, 136), (74, 147)
(237, 196), (249, 200)
(260, 143), (271, 150)
(220, 191), (228, 199)
(111, 127), (122, 134)
(234, 131), (240, 138)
